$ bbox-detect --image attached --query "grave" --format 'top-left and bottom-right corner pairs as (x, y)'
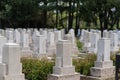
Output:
(33, 35), (47, 58)
(47, 32), (56, 55)
(48, 40), (80, 80)
(0, 35), (7, 63)
(110, 33), (119, 52)
(81, 38), (115, 80)
(21, 30), (32, 58)
(0, 42), (25, 80)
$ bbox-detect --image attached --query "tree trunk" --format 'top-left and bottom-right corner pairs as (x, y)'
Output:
(0, 19), (2, 29)
(75, 11), (79, 36)
(68, 1), (72, 31)
(117, 18), (119, 29)
(99, 18), (103, 37)
(104, 10), (108, 30)
(43, 0), (47, 28)
(56, 0), (58, 28)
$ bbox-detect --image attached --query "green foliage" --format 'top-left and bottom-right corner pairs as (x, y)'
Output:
(21, 52), (117, 79)
(110, 51), (120, 66)
(73, 54), (96, 75)
(76, 39), (83, 51)
(21, 58), (54, 80)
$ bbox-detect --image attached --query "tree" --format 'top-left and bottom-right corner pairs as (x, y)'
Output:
(79, 0), (120, 37)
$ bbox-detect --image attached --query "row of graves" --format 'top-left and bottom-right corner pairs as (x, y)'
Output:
(0, 28), (118, 80)
(80, 29), (120, 53)
(0, 28), (79, 60)
(0, 33), (115, 80)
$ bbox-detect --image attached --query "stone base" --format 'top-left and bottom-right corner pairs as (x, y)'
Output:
(90, 66), (115, 77)
(94, 61), (113, 68)
(33, 54), (47, 59)
(47, 47), (56, 56)
(80, 75), (114, 80)
(4, 74), (25, 80)
(21, 50), (33, 58)
(0, 64), (7, 80)
(48, 73), (80, 80)
(73, 45), (79, 54)
(53, 66), (75, 75)
(0, 57), (2, 63)
(111, 47), (119, 52)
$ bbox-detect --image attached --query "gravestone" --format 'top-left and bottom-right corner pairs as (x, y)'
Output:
(89, 33), (99, 53)
(83, 31), (92, 52)
(14, 29), (20, 44)
(54, 31), (61, 43)
(110, 33), (119, 52)
(69, 29), (75, 45)
(47, 32), (56, 55)
(6, 30), (14, 43)
(21, 30), (32, 58)
(0, 42), (25, 80)
(77, 29), (81, 37)
(103, 30), (109, 38)
(33, 35), (46, 58)
(0, 35), (7, 63)
(27, 29), (33, 50)
(90, 38), (115, 80)
(117, 31), (120, 46)
(61, 29), (65, 40)
(68, 29), (79, 54)
(80, 29), (85, 42)
(48, 40), (80, 80)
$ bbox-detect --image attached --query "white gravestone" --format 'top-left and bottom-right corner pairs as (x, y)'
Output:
(0, 42), (25, 80)
(14, 29), (20, 44)
(0, 35), (7, 63)
(110, 33), (119, 52)
(48, 40), (80, 80)
(90, 38), (115, 78)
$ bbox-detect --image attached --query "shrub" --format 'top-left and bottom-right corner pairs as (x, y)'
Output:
(73, 54), (96, 75)
(21, 58), (54, 80)
(22, 52), (118, 78)
(76, 39), (83, 51)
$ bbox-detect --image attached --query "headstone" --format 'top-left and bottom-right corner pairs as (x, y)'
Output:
(0, 35), (7, 63)
(90, 38), (115, 79)
(89, 33), (99, 53)
(21, 30), (32, 57)
(69, 29), (75, 45)
(47, 32), (56, 55)
(110, 33), (119, 52)
(54, 31), (61, 43)
(0, 29), (5, 36)
(38, 35), (46, 54)
(48, 40), (80, 80)
(77, 29), (81, 37)
(117, 31), (120, 46)
(83, 31), (92, 52)
(6, 30), (14, 43)
(0, 42), (25, 80)
(48, 32), (55, 46)
(21, 30), (29, 49)
(80, 29), (85, 42)
(41, 30), (47, 41)
(61, 29), (65, 40)
(33, 35), (46, 58)
(103, 30), (109, 38)
(14, 29), (20, 44)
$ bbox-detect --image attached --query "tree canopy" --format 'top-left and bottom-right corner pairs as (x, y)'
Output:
(0, 0), (120, 35)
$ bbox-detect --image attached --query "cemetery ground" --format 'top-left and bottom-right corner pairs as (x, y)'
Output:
(21, 39), (118, 80)
(0, 28), (119, 80)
